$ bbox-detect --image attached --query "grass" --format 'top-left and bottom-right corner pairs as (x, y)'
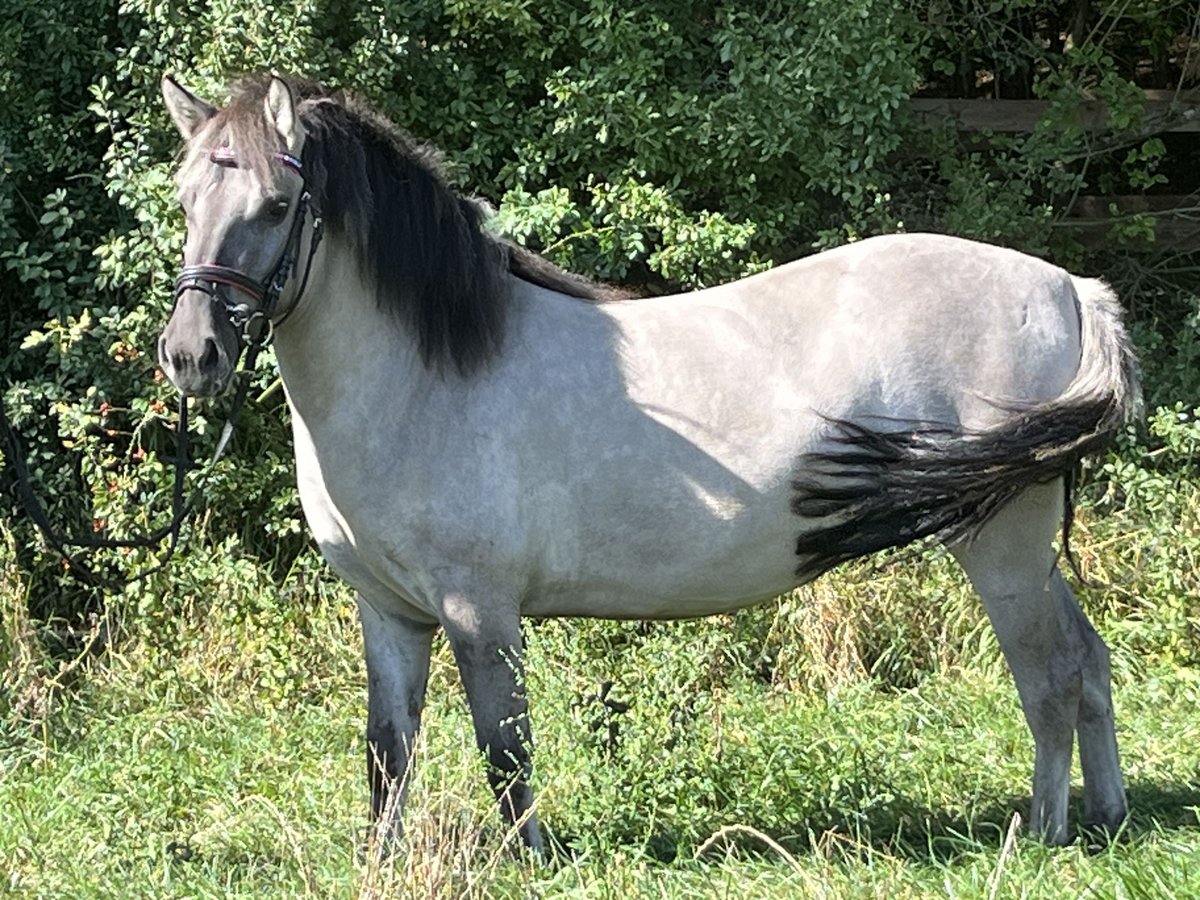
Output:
(2, 556), (1199, 898)
(3, 457), (1198, 897)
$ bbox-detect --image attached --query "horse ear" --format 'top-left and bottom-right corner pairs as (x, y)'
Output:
(265, 75), (304, 155)
(161, 74), (216, 141)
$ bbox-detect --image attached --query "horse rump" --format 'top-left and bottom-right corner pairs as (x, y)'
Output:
(791, 276), (1139, 578)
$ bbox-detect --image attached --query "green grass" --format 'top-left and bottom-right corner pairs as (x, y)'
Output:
(3, 461), (1198, 896)
(3, 562), (1199, 899)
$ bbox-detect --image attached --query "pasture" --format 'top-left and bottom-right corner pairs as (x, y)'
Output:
(3, 462), (1198, 897)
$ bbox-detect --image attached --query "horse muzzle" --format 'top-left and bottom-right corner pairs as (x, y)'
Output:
(158, 290), (240, 396)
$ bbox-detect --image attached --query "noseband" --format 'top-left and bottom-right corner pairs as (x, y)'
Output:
(172, 148), (324, 346)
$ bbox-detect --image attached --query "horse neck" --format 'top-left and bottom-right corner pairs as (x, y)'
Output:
(271, 237), (431, 430)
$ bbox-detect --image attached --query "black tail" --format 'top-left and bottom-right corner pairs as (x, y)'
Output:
(792, 277), (1140, 578)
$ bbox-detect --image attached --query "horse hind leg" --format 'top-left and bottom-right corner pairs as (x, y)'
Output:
(951, 479), (1125, 844)
(1058, 575), (1127, 835)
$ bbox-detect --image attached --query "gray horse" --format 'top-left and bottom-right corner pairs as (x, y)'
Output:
(158, 73), (1138, 851)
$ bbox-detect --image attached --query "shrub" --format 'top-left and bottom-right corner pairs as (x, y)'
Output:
(1, 1), (1197, 681)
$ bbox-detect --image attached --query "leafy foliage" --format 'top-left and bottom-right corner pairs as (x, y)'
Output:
(1, 0), (1197, 644)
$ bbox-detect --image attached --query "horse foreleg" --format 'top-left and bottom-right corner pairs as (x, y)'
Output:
(358, 596), (436, 841)
(442, 598), (543, 852)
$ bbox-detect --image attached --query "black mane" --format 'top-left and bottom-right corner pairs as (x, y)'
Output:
(208, 74), (616, 375)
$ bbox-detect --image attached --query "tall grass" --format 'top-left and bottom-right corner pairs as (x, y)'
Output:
(2, 459), (1198, 896)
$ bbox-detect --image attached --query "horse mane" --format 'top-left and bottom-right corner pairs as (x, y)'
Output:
(206, 74), (617, 375)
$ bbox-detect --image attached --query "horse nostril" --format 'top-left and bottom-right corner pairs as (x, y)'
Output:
(198, 338), (219, 374)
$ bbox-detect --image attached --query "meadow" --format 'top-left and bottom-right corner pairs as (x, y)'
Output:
(3, 454), (1198, 898)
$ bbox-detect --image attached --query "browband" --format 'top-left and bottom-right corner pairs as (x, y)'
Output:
(209, 146), (303, 174)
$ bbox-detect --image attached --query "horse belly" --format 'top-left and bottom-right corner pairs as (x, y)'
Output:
(518, 470), (804, 619)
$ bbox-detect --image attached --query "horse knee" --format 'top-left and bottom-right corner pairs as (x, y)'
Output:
(472, 724), (541, 850)
(477, 716), (533, 800)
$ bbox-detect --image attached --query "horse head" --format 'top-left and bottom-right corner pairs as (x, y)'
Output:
(158, 74), (314, 396)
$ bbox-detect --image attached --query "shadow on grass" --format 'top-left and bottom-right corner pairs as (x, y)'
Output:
(548, 779), (1200, 867)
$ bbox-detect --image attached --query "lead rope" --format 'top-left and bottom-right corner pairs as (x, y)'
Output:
(2, 390), (185, 588)
(0, 347), (261, 591)
(4, 149), (323, 591)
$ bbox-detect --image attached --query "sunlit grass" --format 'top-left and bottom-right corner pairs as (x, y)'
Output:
(3, 475), (1198, 896)
(3, 566), (1199, 897)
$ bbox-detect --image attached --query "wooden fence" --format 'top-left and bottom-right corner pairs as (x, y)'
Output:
(908, 91), (1200, 251)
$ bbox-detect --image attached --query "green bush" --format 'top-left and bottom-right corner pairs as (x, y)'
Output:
(1, 0), (1197, 676)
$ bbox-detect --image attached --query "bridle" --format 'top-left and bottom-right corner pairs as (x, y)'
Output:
(172, 147), (324, 348)
(167, 146), (327, 517)
(1, 148), (327, 590)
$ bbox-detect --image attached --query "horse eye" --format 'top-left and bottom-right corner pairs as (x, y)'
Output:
(263, 197), (290, 223)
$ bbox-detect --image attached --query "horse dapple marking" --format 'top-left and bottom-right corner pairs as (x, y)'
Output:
(158, 73), (1139, 850)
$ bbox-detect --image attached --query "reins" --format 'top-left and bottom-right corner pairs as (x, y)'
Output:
(0, 347), (271, 590)
(4, 389), (194, 589)
(1, 148), (322, 591)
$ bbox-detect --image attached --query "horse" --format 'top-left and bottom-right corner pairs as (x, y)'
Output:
(157, 72), (1139, 851)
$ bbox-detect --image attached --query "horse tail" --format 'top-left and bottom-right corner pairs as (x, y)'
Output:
(791, 275), (1141, 578)
(1064, 276), (1142, 432)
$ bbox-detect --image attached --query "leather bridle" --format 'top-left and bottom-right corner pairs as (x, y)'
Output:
(163, 144), (329, 535)
(172, 148), (324, 348)
(1, 148), (328, 590)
